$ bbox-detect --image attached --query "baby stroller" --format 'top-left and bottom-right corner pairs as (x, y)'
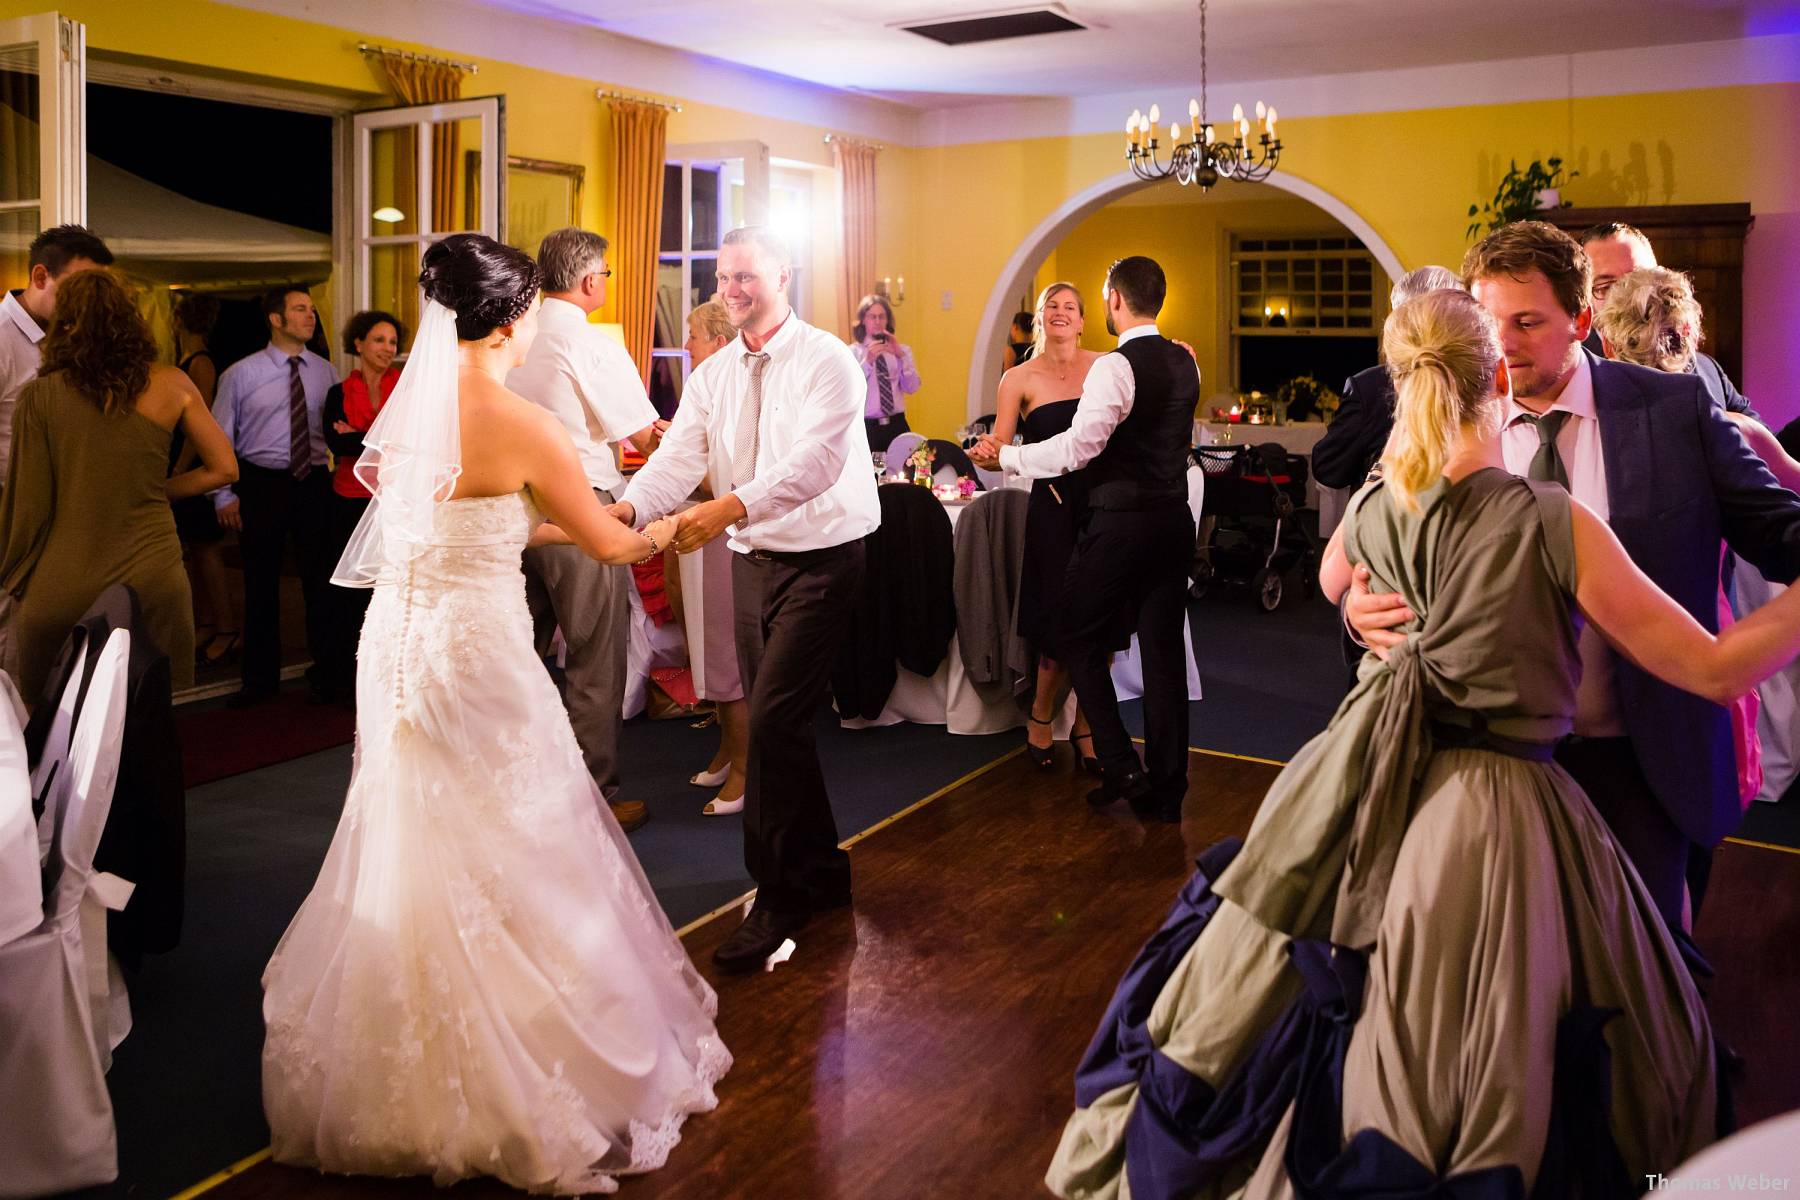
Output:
(1190, 441), (1319, 611)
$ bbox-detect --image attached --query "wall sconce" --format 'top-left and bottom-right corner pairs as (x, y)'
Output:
(1263, 297), (1288, 328)
(878, 275), (907, 304)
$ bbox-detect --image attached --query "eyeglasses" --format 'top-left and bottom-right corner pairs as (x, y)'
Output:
(591, 268), (613, 279)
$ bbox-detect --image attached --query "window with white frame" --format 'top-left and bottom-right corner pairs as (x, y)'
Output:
(650, 142), (768, 416)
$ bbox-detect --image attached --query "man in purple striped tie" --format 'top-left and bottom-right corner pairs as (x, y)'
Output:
(212, 287), (339, 706)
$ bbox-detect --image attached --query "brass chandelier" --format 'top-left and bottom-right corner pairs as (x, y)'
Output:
(1124, 0), (1282, 190)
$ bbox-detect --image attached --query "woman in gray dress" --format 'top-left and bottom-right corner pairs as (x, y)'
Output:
(1049, 287), (1800, 1198)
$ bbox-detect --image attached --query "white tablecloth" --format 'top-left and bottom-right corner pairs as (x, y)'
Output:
(841, 470), (1205, 736)
(0, 673), (35, 946)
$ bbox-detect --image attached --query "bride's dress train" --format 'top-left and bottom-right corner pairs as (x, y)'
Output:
(262, 491), (728, 1195)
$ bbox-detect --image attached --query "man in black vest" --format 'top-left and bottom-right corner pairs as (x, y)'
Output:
(973, 256), (1197, 822)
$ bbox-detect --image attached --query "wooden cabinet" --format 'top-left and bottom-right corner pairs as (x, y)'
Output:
(1549, 204), (1754, 383)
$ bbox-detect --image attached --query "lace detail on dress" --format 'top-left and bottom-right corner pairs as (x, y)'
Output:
(262, 489), (728, 1195)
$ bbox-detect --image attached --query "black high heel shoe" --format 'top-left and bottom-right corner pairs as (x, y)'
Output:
(1070, 731), (1102, 777)
(1025, 714), (1056, 768)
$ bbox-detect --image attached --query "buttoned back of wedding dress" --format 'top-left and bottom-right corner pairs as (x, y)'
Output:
(262, 490), (729, 1195)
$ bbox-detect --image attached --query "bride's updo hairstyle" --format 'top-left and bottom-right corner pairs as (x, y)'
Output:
(1380, 288), (1503, 512)
(419, 232), (542, 343)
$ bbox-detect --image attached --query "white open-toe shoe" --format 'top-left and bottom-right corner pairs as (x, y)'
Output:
(690, 764), (730, 787)
(702, 794), (744, 816)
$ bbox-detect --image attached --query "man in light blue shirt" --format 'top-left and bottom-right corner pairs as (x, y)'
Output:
(211, 287), (338, 706)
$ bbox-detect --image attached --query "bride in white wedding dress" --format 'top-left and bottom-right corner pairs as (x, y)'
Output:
(262, 234), (728, 1194)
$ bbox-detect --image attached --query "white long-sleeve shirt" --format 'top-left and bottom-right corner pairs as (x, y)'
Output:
(1499, 352), (1624, 738)
(507, 297), (659, 494)
(621, 313), (880, 554)
(998, 324), (1165, 480)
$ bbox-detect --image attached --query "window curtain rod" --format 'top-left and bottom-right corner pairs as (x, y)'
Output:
(357, 43), (478, 74)
(596, 89), (682, 113)
(824, 133), (884, 151)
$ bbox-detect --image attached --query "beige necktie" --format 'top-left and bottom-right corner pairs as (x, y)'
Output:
(733, 351), (770, 489)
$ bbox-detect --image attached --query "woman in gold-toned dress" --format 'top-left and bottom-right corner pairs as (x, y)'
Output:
(0, 271), (236, 700)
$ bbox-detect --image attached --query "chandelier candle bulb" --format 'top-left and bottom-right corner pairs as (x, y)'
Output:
(1148, 103), (1160, 125)
(1189, 97), (1200, 120)
(1255, 100), (1265, 119)
(1232, 102), (1243, 123)
(1171, 122), (1181, 142)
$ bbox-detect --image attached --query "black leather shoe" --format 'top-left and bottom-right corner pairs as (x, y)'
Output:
(1129, 791), (1184, 825)
(1087, 767), (1151, 809)
(713, 906), (809, 973)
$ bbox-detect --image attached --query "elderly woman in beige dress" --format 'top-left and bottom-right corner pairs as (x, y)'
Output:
(1046, 287), (1800, 1198)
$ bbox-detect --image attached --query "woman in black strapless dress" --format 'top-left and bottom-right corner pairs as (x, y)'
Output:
(993, 283), (1103, 771)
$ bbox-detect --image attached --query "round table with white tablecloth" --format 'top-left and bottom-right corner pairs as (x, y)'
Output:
(840, 467), (1206, 736)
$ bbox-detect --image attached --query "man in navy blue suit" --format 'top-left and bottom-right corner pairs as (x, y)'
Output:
(1348, 221), (1800, 933)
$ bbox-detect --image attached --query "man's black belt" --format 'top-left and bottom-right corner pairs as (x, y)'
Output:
(1085, 479), (1186, 511)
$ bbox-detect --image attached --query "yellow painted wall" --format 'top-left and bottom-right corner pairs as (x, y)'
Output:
(7, 0), (875, 328)
(14, 1), (1794, 427)
(1047, 194), (1366, 406)
(899, 82), (1800, 433)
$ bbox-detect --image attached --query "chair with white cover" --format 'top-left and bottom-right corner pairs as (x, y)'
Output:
(0, 628), (132, 1196)
(0, 673), (36, 949)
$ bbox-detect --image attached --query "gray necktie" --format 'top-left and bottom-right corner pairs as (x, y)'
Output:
(1524, 409), (1572, 490)
(732, 351), (770, 489)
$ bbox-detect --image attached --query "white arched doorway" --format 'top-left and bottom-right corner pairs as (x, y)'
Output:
(965, 170), (1406, 419)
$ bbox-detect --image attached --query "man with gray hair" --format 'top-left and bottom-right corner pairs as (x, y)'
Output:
(1311, 265), (1463, 489)
(508, 226), (666, 832)
(616, 224), (879, 972)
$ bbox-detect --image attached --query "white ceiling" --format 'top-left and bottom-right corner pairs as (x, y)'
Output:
(491, 0), (1791, 107)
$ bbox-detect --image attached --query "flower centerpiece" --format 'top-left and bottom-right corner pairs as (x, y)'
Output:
(1272, 374), (1341, 423)
(908, 441), (936, 485)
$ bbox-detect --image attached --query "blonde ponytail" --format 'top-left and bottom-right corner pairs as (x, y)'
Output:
(1379, 288), (1502, 512)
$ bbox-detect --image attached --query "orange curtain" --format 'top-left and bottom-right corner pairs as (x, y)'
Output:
(380, 58), (463, 232)
(832, 139), (880, 339)
(609, 99), (670, 386)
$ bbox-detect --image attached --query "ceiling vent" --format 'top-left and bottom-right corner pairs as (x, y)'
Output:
(898, 6), (1087, 46)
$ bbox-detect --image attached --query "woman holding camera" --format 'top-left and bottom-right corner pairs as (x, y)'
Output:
(850, 293), (920, 453)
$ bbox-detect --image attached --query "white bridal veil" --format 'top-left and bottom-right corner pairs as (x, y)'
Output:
(331, 300), (463, 587)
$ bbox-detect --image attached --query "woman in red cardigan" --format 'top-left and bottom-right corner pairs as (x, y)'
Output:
(316, 309), (402, 704)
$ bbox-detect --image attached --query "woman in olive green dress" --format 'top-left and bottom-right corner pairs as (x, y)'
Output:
(1049, 288), (1800, 1198)
(0, 270), (237, 702)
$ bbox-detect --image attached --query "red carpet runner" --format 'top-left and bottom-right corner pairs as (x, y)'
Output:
(177, 690), (355, 788)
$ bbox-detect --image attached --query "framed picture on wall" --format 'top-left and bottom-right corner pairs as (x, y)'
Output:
(501, 155), (585, 254)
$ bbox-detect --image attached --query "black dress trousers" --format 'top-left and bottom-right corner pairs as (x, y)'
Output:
(234, 462), (333, 696)
(1058, 500), (1195, 806)
(731, 540), (866, 915)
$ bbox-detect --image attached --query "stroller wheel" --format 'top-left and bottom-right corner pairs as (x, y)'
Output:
(1188, 558), (1214, 601)
(1252, 567), (1283, 612)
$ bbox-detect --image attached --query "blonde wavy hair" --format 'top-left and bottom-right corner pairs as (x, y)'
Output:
(1033, 282), (1084, 359)
(1593, 266), (1702, 374)
(1380, 288), (1504, 512)
(688, 298), (735, 345)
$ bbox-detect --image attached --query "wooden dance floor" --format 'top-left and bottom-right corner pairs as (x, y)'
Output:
(198, 747), (1800, 1200)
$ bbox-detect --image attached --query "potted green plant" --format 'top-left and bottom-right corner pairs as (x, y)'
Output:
(1466, 157), (1578, 239)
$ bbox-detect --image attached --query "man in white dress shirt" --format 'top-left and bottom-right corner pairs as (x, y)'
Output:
(508, 228), (665, 834)
(973, 256), (1198, 823)
(616, 226), (879, 971)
